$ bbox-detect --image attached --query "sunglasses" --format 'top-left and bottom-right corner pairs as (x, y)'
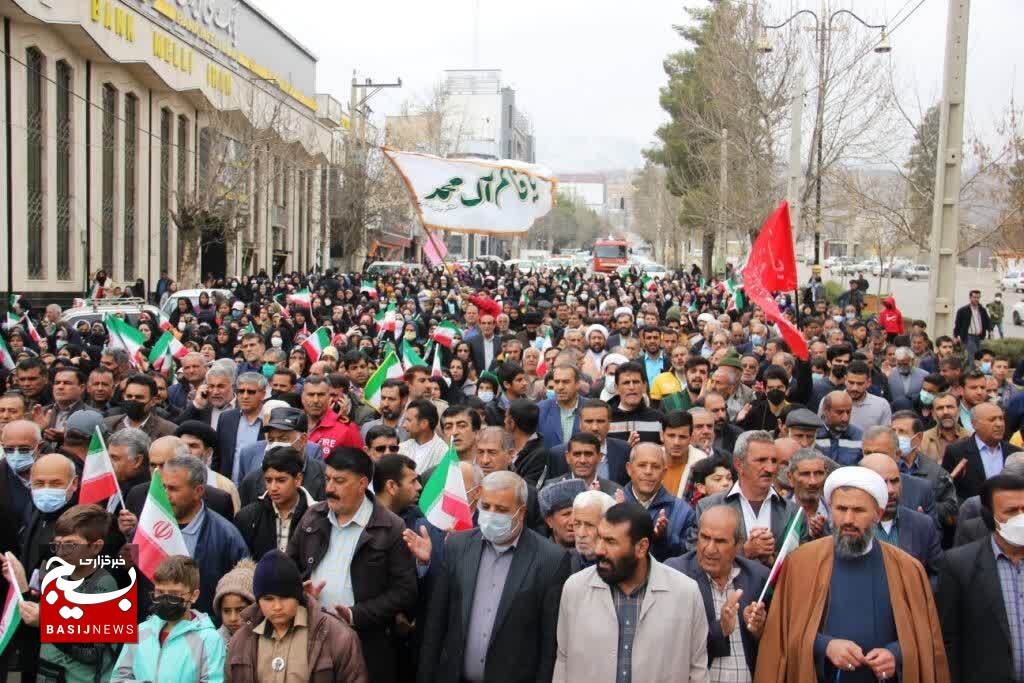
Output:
(236, 388), (261, 395)
(371, 444), (401, 454)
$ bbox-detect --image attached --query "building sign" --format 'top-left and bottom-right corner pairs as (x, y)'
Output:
(172, 0), (238, 46)
(90, 0), (136, 43)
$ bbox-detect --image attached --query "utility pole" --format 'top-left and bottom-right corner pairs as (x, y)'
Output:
(813, 8), (826, 266)
(927, 0), (970, 335)
(787, 67), (805, 257)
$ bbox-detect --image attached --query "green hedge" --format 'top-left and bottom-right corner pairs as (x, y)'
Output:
(824, 280), (845, 303)
(983, 338), (1024, 366)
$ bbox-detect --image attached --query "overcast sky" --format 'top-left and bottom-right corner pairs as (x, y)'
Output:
(252, 0), (1024, 171)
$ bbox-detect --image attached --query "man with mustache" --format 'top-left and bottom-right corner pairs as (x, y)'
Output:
(755, 467), (949, 683)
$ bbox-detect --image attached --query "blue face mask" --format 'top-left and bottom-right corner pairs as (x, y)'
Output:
(231, 309), (242, 318)
(919, 389), (935, 406)
(3, 447), (35, 474)
(980, 362), (992, 374)
(546, 389), (556, 401)
(477, 508), (521, 544)
(33, 486), (69, 514)
(898, 435), (914, 456)
(750, 334), (762, 346)
(812, 373), (824, 383)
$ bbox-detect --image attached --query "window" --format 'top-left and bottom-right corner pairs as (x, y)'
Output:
(297, 170), (304, 266)
(101, 84), (117, 275)
(26, 48), (45, 279)
(159, 108), (171, 273)
(123, 94), (138, 279)
(177, 115), (188, 201)
(55, 61), (72, 280)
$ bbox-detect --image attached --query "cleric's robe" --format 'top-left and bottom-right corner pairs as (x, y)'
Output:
(754, 537), (950, 683)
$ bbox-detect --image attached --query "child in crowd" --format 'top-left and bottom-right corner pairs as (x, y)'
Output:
(213, 558), (256, 643)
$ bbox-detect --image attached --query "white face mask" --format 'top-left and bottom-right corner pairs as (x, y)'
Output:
(270, 337), (283, 348)
(477, 390), (495, 403)
(997, 514), (1024, 547)
(604, 375), (616, 394)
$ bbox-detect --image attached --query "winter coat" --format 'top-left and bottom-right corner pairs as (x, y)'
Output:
(111, 611), (226, 683)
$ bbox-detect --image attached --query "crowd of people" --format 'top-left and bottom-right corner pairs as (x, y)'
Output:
(0, 260), (1022, 682)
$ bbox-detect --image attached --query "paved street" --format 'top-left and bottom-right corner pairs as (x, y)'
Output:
(797, 263), (1024, 339)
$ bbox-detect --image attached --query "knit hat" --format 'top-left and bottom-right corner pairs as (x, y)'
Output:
(252, 551), (303, 602)
(718, 352), (743, 371)
(538, 478), (587, 517)
(212, 558), (256, 615)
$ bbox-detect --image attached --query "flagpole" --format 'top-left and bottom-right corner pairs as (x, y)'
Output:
(95, 426), (124, 513)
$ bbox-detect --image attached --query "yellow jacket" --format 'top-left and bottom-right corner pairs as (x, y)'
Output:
(650, 371), (684, 401)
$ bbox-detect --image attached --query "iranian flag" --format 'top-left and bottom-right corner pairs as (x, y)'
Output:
(420, 442), (473, 532)
(149, 331), (188, 380)
(757, 509), (805, 602)
(360, 280), (379, 299)
(22, 316), (41, 345)
(725, 277), (746, 312)
(104, 314), (146, 367)
(430, 321), (460, 349)
(242, 322), (256, 335)
(134, 470), (190, 581)
(157, 311), (173, 332)
(79, 428), (122, 513)
(301, 327), (332, 363)
(273, 294), (292, 319)
(401, 340), (428, 371)
(0, 336), (13, 371)
(375, 305), (398, 335)
(2, 313), (18, 331)
(430, 341), (444, 379)
(288, 288), (312, 309)
(0, 553), (23, 657)
(362, 351), (404, 410)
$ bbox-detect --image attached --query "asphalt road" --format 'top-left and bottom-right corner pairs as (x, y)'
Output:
(797, 263), (1024, 339)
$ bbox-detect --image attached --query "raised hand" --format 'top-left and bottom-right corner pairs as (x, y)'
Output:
(719, 589), (742, 635)
(402, 526), (433, 564)
(653, 509), (668, 539)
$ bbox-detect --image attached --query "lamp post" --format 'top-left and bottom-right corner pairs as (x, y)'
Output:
(757, 8), (890, 266)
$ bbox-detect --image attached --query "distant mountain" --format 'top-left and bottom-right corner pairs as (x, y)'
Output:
(535, 134), (647, 174)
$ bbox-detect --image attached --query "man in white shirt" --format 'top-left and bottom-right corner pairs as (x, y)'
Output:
(398, 399), (448, 473)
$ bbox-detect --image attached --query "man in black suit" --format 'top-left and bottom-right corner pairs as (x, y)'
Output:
(952, 288), (991, 360)
(938, 473), (1024, 683)
(173, 362), (237, 428)
(943, 402), (1022, 501)
(417, 471), (571, 683)
(542, 433), (622, 497)
(211, 371), (266, 484)
(666, 504), (769, 677)
(861, 454), (943, 585)
(545, 399), (630, 486)
(468, 313), (501, 375)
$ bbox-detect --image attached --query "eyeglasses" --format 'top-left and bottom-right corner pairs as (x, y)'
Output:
(236, 388), (261, 395)
(371, 444), (401, 454)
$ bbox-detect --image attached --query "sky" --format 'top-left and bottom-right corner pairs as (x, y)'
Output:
(250, 0), (1024, 172)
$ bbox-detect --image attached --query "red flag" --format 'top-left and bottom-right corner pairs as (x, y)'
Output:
(742, 201), (808, 360)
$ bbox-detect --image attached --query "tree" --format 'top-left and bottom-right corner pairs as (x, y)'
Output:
(903, 105), (940, 245)
(529, 193), (612, 252)
(631, 163), (683, 266)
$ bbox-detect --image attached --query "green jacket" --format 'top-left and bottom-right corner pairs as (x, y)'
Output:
(988, 300), (1004, 323)
(660, 388), (698, 414)
(39, 569), (120, 683)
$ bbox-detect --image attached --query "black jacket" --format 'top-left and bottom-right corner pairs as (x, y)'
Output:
(665, 550), (769, 674)
(125, 477), (235, 520)
(953, 303), (991, 341)
(417, 528), (570, 683)
(606, 397), (664, 444)
(942, 437), (1022, 501)
(511, 435), (549, 487)
(544, 437), (631, 487)
(233, 488), (316, 560)
(938, 535), (1015, 683)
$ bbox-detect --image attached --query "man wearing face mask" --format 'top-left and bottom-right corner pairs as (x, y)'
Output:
(1, 419), (43, 533)
(104, 374), (177, 441)
(891, 410), (959, 534)
(938, 473), (1024, 682)
(237, 406), (326, 506)
(809, 344), (853, 412)
(21, 453), (79, 580)
(418, 470), (571, 683)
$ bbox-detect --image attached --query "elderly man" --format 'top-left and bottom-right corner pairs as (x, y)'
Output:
(888, 347), (928, 404)
(622, 443), (695, 561)
(689, 431), (797, 566)
(862, 425), (938, 526)
(418, 471), (570, 683)
(788, 447), (835, 543)
(105, 428), (151, 505)
(755, 467), (949, 683)
(711, 355), (756, 422)
(555, 502), (708, 683)
(209, 371), (266, 484)
(815, 391), (864, 466)
(859, 453), (943, 585)
(237, 406), (326, 505)
(472, 426), (544, 533)
(943, 402), (1022, 501)
(0, 419), (43, 531)
(569, 489), (615, 572)
(667, 504), (769, 680)
(289, 447), (416, 683)
(538, 478), (586, 549)
(175, 361), (237, 428)
(21, 453), (79, 576)
(175, 420), (242, 513)
(543, 433), (621, 496)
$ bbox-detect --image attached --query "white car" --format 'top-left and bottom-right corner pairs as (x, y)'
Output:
(641, 263), (670, 279)
(505, 259), (535, 274)
(1000, 270), (1024, 293)
(160, 288), (234, 317)
(903, 264), (930, 281)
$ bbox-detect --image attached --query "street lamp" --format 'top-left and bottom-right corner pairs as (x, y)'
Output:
(759, 9), (890, 266)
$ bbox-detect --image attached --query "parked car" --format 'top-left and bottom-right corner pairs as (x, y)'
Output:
(903, 264), (930, 281)
(871, 258), (912, 277)
(366, 261), (423, 277)
(505, 259), (536, 274)
(1000, 270), (1024, 293)
(160, 288), (234, 318)
(827, 256), (856, 272)
(63, 297), (162, 327)
(1014, 300), (1024, 326)
(640, 263), (670, 279)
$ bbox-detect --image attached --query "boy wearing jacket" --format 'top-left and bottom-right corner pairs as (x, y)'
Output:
(226, 550), (367, 682)
(111, 556), (226, 683)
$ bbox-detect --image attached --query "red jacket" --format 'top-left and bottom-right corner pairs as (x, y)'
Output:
(467, 294), (502, 319)
(878, 296), (904, 335)
(308, 409), (363, 458)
